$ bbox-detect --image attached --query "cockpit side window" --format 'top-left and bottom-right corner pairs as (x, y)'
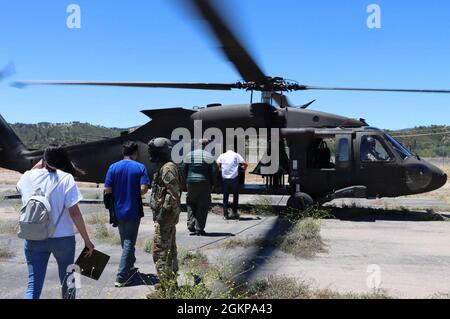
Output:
(360, 135), (395, 162)
(384, 134), (412, 160)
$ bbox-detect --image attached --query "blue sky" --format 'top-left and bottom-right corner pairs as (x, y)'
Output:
(0, 0), (449, 129)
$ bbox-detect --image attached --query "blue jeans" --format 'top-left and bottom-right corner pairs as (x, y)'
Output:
(24, 236), (76, 299)
(117, 218), (141, 282)
(223, 177), (240, 217)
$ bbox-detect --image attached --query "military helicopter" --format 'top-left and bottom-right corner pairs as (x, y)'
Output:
(2, 0), (448, 212)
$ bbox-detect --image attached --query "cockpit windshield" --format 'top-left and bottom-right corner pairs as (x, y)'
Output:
(384, 133), (413, 160)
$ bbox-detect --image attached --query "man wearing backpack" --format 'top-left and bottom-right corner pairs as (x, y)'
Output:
(17, 147), (95, 299)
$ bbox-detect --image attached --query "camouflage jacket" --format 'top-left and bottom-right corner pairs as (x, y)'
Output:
(150, 162), (182, 224)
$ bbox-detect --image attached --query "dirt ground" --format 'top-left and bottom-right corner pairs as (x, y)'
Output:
(0, 169), (21, 185)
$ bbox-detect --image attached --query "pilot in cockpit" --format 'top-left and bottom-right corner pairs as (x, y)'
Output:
(361, 136), (386, 162)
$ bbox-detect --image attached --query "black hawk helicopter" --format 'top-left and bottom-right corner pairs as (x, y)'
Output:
(2, 0), (447, 212)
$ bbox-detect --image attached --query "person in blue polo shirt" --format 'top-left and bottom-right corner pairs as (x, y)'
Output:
(104, 141), (150, 287)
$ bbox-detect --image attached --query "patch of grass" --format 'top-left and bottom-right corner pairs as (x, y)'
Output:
(85, 212), (109, 225)
(82, 192), (102, 200)
(148, 250), (239, 300)
(335, 290), (392, 299)
(250, 197), (275, 216)
(211, 196), (275, 217)
(93, 223), (121, 245)
(243, 276), (392, 299)
(222, 237), (274, 250)
(179, 249), (210, 268)
(0, 221), (18, 235)
(244, 276), (312, 299)
(0, 247), (15, 260)
(223, 216), (326, 258)
(283, 204), (332, 224)
(143, 239), (153, 254)
(150, 273), (393, 299)
(280, 217), (326, 258)
(148, 280), (213, 299)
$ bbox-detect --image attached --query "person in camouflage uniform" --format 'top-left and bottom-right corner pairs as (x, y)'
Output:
(148, 138), (182, 289)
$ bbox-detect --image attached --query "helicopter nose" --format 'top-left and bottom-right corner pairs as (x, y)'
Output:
(405, 161), (446, 193)
(430, 170), (447, 191)
(423, 164), (447, 192)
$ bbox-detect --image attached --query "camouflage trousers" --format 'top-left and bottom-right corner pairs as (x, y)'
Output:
(153, 222), (178, 286)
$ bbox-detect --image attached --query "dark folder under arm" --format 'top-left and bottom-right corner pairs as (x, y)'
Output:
(75, 248), (110, 280)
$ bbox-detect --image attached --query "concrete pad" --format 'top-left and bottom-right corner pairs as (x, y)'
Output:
(205, 219), (450, 298)
(2, 199), (450, 299)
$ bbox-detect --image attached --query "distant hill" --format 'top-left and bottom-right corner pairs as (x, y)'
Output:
(10, 122), (123, 150)
(387, 125), (450, 158)
(8, 122), (450, 157)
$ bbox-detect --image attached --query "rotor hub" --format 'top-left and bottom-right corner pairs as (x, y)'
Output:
(237, 77), (305, 93)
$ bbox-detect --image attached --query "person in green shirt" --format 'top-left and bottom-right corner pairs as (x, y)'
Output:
(182, 139), (218, 236)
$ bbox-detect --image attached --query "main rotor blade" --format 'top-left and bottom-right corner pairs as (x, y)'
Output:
(0, 62), (15, 81)
(298, 85), (450, 94)
(187, 0), (267, 83)
(13, 80), (239, 91)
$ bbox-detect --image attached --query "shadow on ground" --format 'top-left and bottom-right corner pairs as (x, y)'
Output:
(190, 232), (235, 238)
(327, 207), (449, 222)
(234, 218), (292, 284)
(127, 273), (159, 287)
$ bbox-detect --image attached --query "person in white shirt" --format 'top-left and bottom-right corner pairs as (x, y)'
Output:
(16, 147), (94, 299)
(216, 146), (248, 219)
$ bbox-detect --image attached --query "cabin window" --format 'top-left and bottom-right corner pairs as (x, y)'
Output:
(337, 138), (350, 162)
(360, 135), (394, 162)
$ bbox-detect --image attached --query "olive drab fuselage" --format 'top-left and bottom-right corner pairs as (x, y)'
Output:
(0, 104), (446, 205)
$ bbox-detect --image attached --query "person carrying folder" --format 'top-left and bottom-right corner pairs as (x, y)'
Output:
(17, 147), (95, 299)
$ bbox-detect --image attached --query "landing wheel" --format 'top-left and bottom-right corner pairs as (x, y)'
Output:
(286, 192), (314, 215)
